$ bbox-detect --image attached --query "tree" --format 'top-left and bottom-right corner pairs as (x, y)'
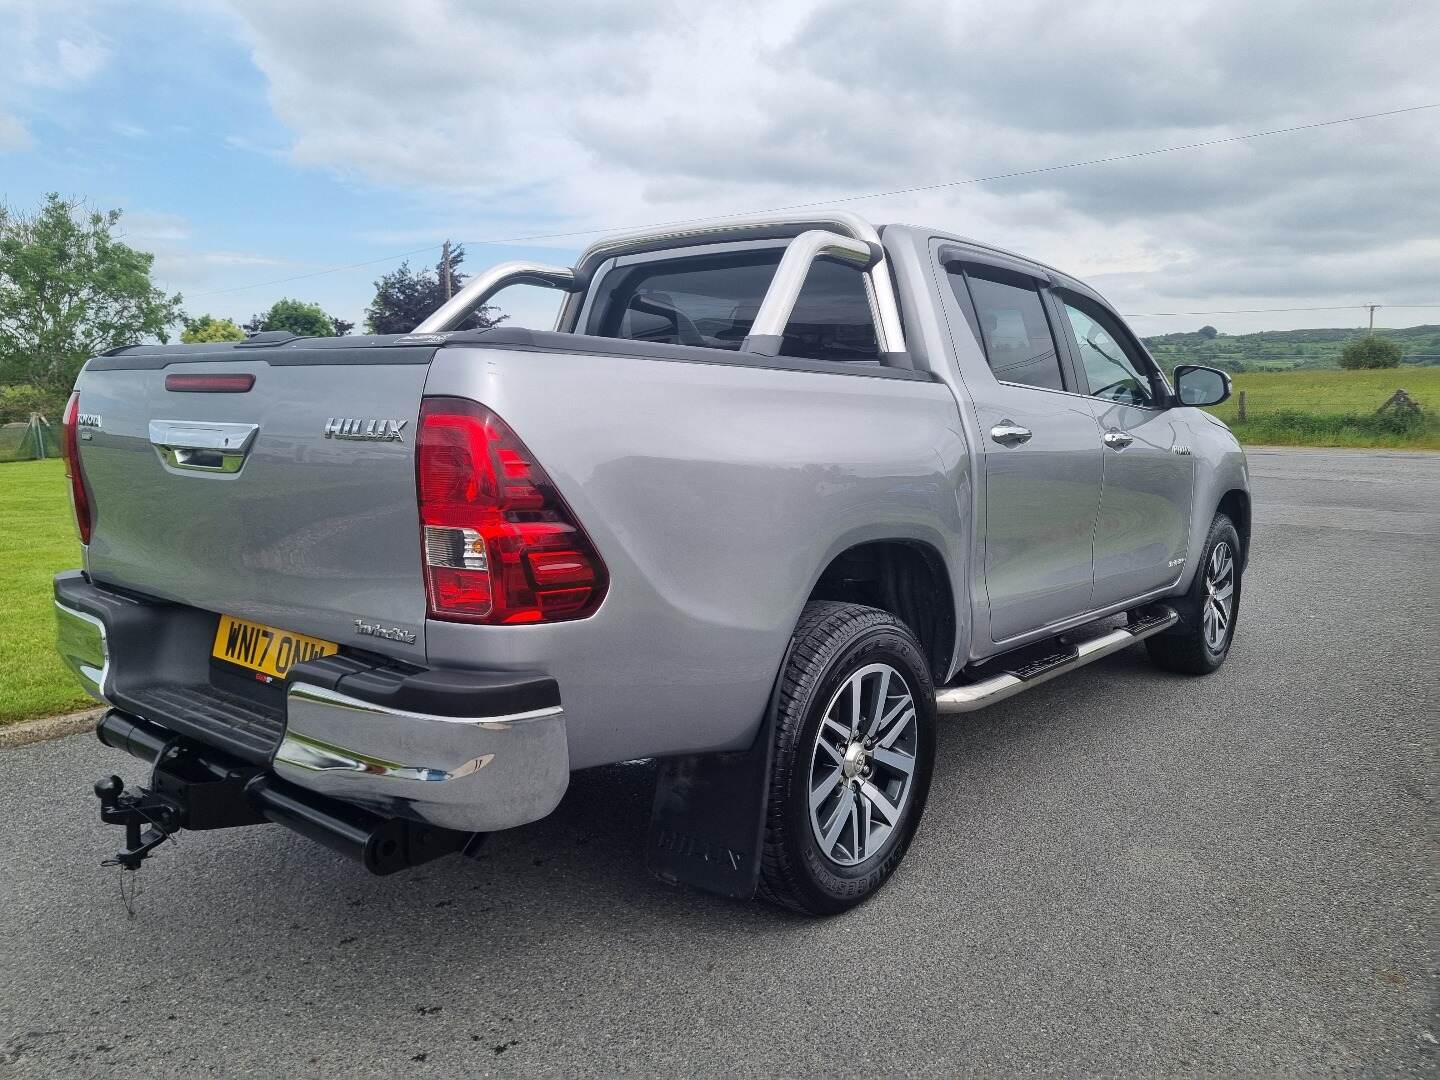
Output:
(1197, 325), (1218, 340)
(244, 298), (352, 337)
(365, 243), (505, 335)
(1339, 336), (1401, 369)
(0, 383), (60, 422)
(0, 193), (183, 398)
(181, 314), (246, 343)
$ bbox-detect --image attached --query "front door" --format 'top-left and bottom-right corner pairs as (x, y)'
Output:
(1056, 292), (1195, 606)
(948, 262), (1104, 644)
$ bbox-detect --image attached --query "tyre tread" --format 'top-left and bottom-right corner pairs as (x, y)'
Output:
(1146, 513), (1241, 675)
(757, 601), (932, 915)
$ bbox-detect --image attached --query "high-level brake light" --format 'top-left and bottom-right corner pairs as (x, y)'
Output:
(164, 373), (256, 393)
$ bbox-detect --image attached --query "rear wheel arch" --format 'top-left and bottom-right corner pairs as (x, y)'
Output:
(805, 539), (956, 682)
(1215, 488), (1251, 569)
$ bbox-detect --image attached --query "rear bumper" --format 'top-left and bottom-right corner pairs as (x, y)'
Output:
(53, 571), (569, 833)
(54, 597), (109, 702)
(276, 681), (567, 832)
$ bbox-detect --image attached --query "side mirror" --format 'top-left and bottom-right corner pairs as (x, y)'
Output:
(1173, 365), (1232, 407)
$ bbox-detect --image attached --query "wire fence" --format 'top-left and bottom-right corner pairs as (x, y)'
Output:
(0, 416), (61, 463)
(1205, 386), (1435, 446)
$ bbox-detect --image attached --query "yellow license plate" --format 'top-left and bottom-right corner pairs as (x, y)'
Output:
(212, 614), (338, 680)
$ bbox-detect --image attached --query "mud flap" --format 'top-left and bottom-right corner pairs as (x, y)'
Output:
(645, 642), (792, 900)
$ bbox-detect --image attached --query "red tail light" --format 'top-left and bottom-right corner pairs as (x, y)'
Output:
(417, 397), (607, 624)
(62, 392), (93, 545)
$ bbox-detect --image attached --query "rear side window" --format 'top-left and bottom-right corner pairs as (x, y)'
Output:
(585, 249), (878, 362)
(950, 265), (1065, 392)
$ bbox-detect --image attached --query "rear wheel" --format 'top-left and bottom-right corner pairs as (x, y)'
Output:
(759, 602), (936, 916)
(1146, 512), (1242, 675)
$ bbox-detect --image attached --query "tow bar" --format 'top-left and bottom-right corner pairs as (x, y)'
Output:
(92, 709), (479, 875)
(94, 775), (184, 869)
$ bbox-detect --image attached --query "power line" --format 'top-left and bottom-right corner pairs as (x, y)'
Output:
(1126, 303), (1440, 317)
(189, 243), (443, 298)
(189, 101), (1440, 299)
(602, 101), (1440, 224)
(462, 102), (1440, 248)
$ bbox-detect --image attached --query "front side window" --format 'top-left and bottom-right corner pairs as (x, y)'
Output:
(1061, 296), (1157, 406)
(585, 249), (878, 362)
(952, 265), (1065, 392)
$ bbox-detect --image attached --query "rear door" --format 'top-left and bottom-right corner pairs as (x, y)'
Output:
(76, 340), (434, 662)
(1053, 291), (1194, 605)
(945, 260), (1104, 644)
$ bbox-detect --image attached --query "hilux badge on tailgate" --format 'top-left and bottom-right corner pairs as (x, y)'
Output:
(323, 417), (407, 442)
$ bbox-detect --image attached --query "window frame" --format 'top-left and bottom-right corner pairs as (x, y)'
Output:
(576, 238), (884, 365)
(1052, 288), (1173, 410)
(943, 256), (1081, 395)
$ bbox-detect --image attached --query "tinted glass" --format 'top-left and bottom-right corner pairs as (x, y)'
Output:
(956, 266), (1065, 391)
(586, 249), (878, 362)
(1062, 297), (1155, 406)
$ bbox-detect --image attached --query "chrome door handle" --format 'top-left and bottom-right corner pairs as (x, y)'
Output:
(990, 421), (1033, 445)
(1102, 430), (1134, 449)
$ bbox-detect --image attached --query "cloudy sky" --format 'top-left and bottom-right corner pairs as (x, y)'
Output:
(1, 0), (1436, 336)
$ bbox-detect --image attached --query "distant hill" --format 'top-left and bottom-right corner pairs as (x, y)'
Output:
(1140, 324), (1440, 373)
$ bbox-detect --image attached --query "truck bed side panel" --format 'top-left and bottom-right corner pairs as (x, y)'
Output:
(422, 345), (970, 769)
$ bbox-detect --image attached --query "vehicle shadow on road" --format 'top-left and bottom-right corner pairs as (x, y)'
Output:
(98, 644), (1169, 949)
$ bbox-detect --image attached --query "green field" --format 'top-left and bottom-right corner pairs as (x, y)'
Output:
(1206, 367), (1440, 449)
(1144, 323), (1440, 372)
(0, 459), (92, 723)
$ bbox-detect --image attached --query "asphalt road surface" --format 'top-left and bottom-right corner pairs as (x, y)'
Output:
(2, 447), (1436, 1078)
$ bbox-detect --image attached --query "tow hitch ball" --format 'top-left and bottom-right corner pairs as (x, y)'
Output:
(92, 710), (480, 876)
(93, 775), (179, 870)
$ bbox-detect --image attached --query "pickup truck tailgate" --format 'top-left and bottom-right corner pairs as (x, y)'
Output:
(76, 340), (435, 661)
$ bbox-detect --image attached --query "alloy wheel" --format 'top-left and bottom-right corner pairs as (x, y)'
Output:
(1202, 540), (1235, 652)
(807, 662), (918, 867)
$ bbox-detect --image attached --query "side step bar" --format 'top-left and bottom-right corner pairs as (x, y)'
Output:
(935, 606), (1179, 714)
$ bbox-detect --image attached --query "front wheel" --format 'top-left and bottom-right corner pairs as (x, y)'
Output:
(758, 602), (936, 916)
(1146, 512), (1242, 675)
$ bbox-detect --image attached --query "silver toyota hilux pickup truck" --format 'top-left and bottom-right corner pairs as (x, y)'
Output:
(55, 211), (1248, 915)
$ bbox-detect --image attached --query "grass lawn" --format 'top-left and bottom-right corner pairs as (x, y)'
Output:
(1207, 367), (1440, 449)
(0, 459), (92, 724)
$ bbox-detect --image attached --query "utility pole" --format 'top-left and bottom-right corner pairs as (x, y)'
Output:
(1365, 302), (1381, 335)
(441, 239), (453, 300)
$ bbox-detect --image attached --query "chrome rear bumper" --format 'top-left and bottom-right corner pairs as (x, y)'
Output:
(54, 598), (109, 703)
(54, 570), (569, 835)
(275, 682), (568, 832)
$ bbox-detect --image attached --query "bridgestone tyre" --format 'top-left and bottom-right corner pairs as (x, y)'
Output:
(758, 601), (936, 916)
(1146, 513), (1242, 675)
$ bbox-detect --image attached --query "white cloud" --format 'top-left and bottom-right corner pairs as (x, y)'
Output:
(119, 209), (191, 244)
(49, 32), (110, 86)
(0, 110), (31, 150)
(111, 207), (295, 301)
(0, 2), (111, 88)
(0, 0), (112, 152)
(137, 1), (1440, 329)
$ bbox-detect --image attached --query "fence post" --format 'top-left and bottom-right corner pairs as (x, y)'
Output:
(1237, 390), (1247, 422)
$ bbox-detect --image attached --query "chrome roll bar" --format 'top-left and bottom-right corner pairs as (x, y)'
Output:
(414, 262), (581, 334)
(739, 230), (879, 356)
(415, 211), (909, 359)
